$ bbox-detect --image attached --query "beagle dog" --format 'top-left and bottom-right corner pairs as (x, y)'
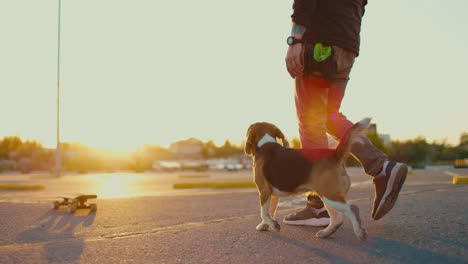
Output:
(244, 118), (371, 240)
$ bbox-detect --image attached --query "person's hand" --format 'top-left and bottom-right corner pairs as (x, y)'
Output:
(286, 43), (304, 79)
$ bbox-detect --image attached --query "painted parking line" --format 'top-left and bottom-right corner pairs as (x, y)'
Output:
(173, 182), (256, 189)
(0, 185), (45, 190)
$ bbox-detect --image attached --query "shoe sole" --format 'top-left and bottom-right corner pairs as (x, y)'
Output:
(283, 217), (330, 227)
(373, 163), (408, 220)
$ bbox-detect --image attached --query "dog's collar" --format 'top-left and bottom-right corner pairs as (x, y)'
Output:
(257, 133), (277, 148)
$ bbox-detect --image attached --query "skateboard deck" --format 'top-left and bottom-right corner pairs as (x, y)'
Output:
(53, 194), (98, 213)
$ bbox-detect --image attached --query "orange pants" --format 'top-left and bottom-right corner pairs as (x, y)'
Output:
(294, 46), (386, 177)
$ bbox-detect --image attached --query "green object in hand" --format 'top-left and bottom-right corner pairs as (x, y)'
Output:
(313, 43), (332, 62)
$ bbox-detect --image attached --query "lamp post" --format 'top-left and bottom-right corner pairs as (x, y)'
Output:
(55, 0), (62, 177)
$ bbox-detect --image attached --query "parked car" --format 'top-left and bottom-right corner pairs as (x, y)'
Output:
(180, 160), (209, 172)
(154, 161), (181, 172)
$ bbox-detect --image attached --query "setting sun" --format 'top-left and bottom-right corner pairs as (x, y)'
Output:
(86, 173), (141, 199)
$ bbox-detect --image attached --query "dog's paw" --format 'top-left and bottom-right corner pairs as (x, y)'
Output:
(256, 222), (269, 231)
(355, 228), (367, 240)
(315, 229), (330, 239)
(271, 220), (281, 232)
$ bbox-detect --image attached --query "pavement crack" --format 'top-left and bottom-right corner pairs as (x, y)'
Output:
(101, 215), (257, 240)
(1, 183), (465, 253)
(0, 214), (266, 253)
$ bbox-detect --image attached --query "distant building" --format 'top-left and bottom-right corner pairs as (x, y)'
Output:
(379, 134), (391, 146)
(369, 123), (391, 146)
(368, 124), (377, 134)
(170, 138), (203, 159)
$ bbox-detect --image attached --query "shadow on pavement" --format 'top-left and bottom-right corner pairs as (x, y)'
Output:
(366, 237), (464, 263)
(16, 209), (96, 263)
(268, 231), (354, 264)
(267, 225), (465, 263)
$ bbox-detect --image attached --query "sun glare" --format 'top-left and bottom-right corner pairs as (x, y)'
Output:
(89, 173), (140, 199)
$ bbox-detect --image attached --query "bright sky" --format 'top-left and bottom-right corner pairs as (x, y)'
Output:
(1, 0), (467, 151)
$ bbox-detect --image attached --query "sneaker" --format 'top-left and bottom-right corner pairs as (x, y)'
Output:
(283, 195), (330, 226)
(372, 161), (408, 220)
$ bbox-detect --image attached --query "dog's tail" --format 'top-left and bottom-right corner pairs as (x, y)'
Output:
(335, 117), (372, 165)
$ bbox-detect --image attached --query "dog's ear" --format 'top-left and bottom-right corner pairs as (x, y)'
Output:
(273, 126), (290, 148)
(244, 126), (255, 156)
(244, 140), (253, 156)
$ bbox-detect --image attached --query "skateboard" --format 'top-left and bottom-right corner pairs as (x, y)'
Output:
(53, 194), (97, 213)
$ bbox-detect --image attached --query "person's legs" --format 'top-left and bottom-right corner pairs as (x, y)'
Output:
(327, 82), (389, 175)
(283, 74), (331, 226)
(326, 46), (408, 220)
(294, 75), (329, 149)
(325, 58), (387, 177)
(284, 46), (408, 225)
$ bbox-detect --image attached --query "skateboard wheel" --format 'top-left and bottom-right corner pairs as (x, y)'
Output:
(89, 203), (97, 212)
(53, 201), (60, 210)
(67, 204), (77, 213)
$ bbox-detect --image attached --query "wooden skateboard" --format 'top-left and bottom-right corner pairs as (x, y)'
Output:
(53, 194), (97, 213)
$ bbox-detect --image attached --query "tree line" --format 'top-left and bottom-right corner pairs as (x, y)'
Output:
(0, 131), (467, 173)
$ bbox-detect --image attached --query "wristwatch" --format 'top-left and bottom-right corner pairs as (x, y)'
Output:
(287, 36), (303, 46)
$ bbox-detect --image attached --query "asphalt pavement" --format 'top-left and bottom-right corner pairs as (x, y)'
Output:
(0, 168), (467, 263)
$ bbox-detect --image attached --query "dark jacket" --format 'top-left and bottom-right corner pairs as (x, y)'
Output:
(291, 0), (367, 55)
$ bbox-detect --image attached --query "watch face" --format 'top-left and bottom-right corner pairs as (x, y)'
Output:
(287, 37), (294, 45)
